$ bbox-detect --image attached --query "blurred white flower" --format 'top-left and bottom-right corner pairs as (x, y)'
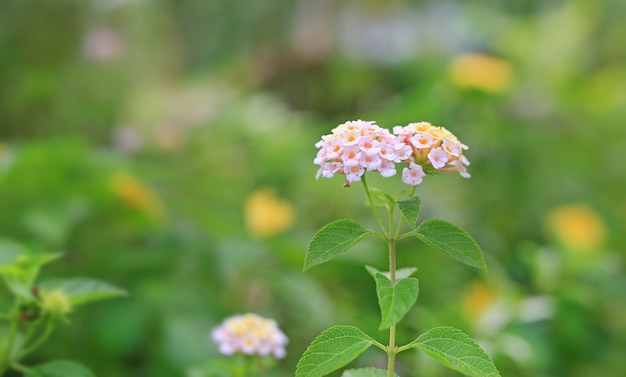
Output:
(82, 28), (125, 62)
(211, 313), (288, 359)
(112, 125), (143, 153)
(336, 2), (478, 65)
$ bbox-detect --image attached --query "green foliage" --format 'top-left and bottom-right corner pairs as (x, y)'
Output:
(300, 181), (497, 376)
(38, 278), (127, 307)
(405, 327), (500, 377)
(373, 273), (419, 330)
(342, 368), (399, 377)
(0, 241), (125, 376)
(365, 266), (418, 281)
(295, 326), (376, 377)
(24, 360), (96, 377)
(304, 219), (375, 271)
(0, 242), (61, 300)
(396, 195), (421, 229)
(414, 219), (487, 272)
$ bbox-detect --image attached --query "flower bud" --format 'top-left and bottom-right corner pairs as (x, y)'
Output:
(40, 289), (72, 320)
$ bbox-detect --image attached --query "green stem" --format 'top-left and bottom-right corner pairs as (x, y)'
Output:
(397, 231), (415, 241)
(365, 180), (418, 377)
(19, 316), (45, 356)
(0, 300), (21, 375)
(387, 332), (397, 377)
(387, 236), (397, 377)
(361, 175), (388, 237)
(388, 238), (397, 283)
(10, 363), (32, 375)
(396, 343), (416, 353)
(16, 317), (55, 360)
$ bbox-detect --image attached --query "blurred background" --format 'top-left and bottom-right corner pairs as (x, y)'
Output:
(1, 0), (625, 376)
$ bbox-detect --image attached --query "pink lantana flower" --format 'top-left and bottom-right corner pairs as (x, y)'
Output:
(314, 120), (408, 186)
(410, 132), (436, 149)
(393, 121), (470, 176)
(402, 162), (425, 186)
(315, 119), (471, 186)
(427, 147), (449, 169)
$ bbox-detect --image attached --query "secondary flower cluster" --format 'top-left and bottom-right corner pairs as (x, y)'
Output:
(314, 120), (470, 186)
(211, 313), (288, 359)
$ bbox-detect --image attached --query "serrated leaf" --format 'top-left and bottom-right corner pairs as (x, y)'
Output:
(304, 219), (375, 271)
(296, 325), (375, 377)
(38, 278), (127, 306)
(406, 326), (500, 377)
(365, 265), (417, 281)
(342, 367), (399, 377)
(397, 195), (421, 228)
(414, 219), (487, 272)
(25, 360), (96, 377)
(375, 273), (419, 329)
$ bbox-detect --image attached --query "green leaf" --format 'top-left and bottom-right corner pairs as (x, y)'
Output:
(0, 243), (62, 299)
(342, 367), (399, 377)
(304, 219), (375, 271)
(406, 326), (500, 377)
(25, 360), (96, 377)
(365, 265), (417, 281)
(0, 242), (60, 275)
(414, 219), (487, 272)
(397, 195), (421, 228)
(296, 325), (375, 377)
(38, 278), (127, 306)
(374, 273), (419, 330)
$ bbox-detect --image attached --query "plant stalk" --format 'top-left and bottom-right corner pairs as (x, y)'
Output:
(387, 236), (397, 377)
(361, 175), (388, 236)
(17, 317), (55, 360)
(0, 300), (21, 375)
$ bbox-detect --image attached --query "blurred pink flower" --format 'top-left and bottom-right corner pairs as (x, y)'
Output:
(82, 28), (125, 62)
(211, 313), (288, 359)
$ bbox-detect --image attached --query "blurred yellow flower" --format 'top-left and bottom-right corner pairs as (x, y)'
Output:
(245, 188), (295, 237)
(546, 204), (607, 252)
(110, 171), (164, 218)
(448, 53), (513, 93)
(463, 281), (496, 320)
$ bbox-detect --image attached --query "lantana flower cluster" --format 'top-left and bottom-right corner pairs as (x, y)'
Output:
(314, 120), (470, 186)
(211, 313), (288, 359)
